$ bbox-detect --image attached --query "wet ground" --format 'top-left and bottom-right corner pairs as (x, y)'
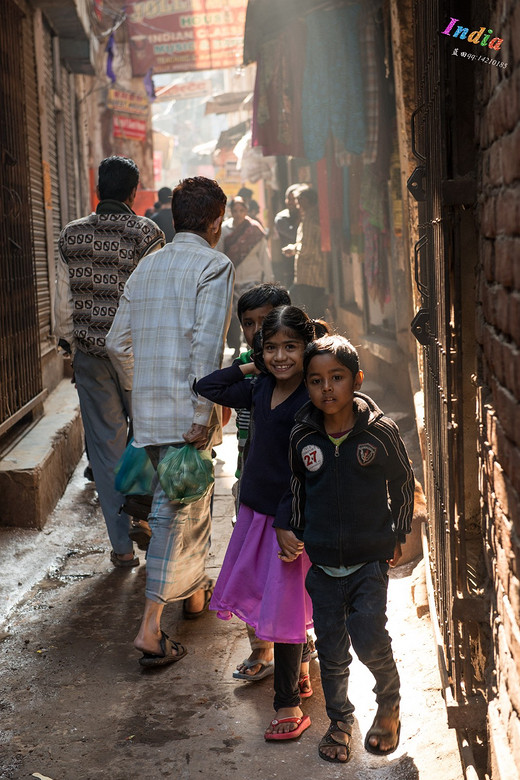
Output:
(0, 422), (463, 780)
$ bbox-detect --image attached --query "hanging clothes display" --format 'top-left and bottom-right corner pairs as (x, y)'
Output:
(301, 4), (366, 161)
(252, 20), (306, 157)
(360, 164), (391, 310)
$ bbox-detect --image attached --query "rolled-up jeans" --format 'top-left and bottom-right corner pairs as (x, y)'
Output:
(305, 561), (400, 724)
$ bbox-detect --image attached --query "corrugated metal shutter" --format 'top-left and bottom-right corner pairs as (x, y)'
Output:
(60, 66), (79, 222)
(0, 0), (43, 433)
(22, 2), (50, 345)
(42, 23), (62, 262)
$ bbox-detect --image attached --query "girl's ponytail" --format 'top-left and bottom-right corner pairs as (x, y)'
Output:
(310, 318), (331, 339)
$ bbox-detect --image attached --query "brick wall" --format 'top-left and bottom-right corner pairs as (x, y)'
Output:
(476, 2), (520, 776)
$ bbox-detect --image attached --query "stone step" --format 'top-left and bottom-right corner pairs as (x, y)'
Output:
(0, 380), (84, 529)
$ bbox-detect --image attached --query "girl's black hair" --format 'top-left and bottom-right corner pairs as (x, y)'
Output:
(303, 335), (360, 378)
(237, 283), (291, 322)
(252, 306), (329, 372)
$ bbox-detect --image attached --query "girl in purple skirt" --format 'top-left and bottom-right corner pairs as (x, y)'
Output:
(196, 306), (321, 742)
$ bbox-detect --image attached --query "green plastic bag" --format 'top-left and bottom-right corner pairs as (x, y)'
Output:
(157, 444), (214, 504)
(114, 439), (155, 496)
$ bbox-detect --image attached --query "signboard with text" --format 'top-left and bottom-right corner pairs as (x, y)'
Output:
(126, 0), (247, 76)
(155, 79), (212, 100)
(113, 115), (147, 141)
(107, 88), (149, 116)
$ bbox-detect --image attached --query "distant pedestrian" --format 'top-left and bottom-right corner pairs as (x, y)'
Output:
(55, 156), (164, 567)
(283, 334), (414, 762)
(273, 184), (301, 286)
(283, 186), (328, 318)
(151, 186), (175, 242)
(218, 196), (272, 358)
(196, 306), (323, 742)
(107, 176), (234, 668)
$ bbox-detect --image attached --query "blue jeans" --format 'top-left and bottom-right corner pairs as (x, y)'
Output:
(73, 350), (132, 555)
(305, 561), (400, 724)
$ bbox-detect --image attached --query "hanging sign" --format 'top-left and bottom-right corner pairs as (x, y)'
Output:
(113, 115), (147, 141)
(126, 0), (248, 76)
(107, 89), (149, 117)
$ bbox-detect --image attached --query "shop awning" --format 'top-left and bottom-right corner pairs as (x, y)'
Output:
(216, 121), (250, 150)
(204, 91), (253, 115)
(38, 0), (95, 73)
(244, 0), (324, 63)
(192, 139), (218, 157)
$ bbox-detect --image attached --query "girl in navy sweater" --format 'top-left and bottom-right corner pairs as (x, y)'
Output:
(195, 306), (318, 742)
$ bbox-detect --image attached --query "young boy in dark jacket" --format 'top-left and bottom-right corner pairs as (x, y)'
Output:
(275, 334), (414, 763)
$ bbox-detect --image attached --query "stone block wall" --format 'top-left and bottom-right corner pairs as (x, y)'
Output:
(475, 1), (520, 776)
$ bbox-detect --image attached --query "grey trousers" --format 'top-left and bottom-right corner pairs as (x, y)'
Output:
(73, 350), (133, 555)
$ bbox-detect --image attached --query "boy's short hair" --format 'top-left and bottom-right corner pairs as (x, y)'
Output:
(172, 176), (226, 234)
(98, 156), (139, 202)
(237, 283), (291, 322)
(303, 335), (360, 378)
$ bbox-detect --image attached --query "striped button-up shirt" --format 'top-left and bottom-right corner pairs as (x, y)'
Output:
(106, 232), (234, 446)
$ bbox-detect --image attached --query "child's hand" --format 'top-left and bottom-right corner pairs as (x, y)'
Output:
(388, 542), (402, 568)
(276, 528), (304, 563)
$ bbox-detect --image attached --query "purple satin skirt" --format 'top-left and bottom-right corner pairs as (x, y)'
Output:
(210, 503), (313, 643)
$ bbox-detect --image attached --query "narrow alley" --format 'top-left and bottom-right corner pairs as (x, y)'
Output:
(0, 400), (462, 780)
(2, 0), (520, 777)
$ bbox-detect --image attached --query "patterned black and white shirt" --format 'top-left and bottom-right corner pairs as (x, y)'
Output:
(55, 200), (164, 358)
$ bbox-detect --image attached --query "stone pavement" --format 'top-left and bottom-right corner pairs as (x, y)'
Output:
(0, 420), (463, 780)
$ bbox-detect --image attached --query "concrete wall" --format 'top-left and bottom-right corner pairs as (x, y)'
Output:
(475, 1), (520, 776)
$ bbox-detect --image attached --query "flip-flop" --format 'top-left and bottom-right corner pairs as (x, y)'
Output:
(298, 673), (313, 698)
(138, 631), (187, 668)
(232, 658), (274, 681)
(364, 714), (401, 755)
(182, 582), (214, 620)
(264, 714), (311, 741)
(319, 721), (352, 763)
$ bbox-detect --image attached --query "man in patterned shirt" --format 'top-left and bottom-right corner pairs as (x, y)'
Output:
(55, 156), (164, 567)
(107, 176), (234, 667)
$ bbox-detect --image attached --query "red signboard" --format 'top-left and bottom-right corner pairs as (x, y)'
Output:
(126, 0), (247, 76)
(155, 79), (212, 100)
(113, 114), (147, 141)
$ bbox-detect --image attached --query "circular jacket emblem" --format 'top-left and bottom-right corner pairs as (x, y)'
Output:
(357, 443), (377, 465)
(301, 444), (324, 472)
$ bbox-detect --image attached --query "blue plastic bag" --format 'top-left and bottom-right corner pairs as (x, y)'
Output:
(157, 444), (214, 504)
(114, 439), (155, 496)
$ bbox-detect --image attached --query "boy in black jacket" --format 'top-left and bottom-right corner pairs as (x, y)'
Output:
(277, 335), (414, 763)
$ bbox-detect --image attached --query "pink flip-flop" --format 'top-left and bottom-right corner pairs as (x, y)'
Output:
(264, 714), (311, 741)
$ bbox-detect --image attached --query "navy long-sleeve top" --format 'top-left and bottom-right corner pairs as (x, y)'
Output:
(195, 363), (308, 517)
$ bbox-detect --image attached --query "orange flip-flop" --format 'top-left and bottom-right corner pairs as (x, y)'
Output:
(264, 714), (311, 741)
